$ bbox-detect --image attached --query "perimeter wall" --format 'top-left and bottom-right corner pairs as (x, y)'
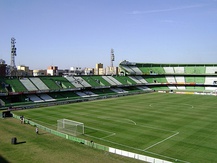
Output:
(13, 114), (172, 163)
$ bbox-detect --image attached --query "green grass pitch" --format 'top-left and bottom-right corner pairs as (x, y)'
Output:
(12, 93), (217, 162)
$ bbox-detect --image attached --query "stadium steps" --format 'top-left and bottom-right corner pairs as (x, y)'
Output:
(74, 77), (91, 87)
(65, 76), (83, 88)
(130, 66), (143, 75)
(75, 91), (90, 98)
(38, 94), (56, 101)
(175, 76), (186, 90)
(204, 76), (217, 85)
(164, 67), (175, 74)
(120, 65), (135, 75)
(26, 94), (44, 102)
(165, 76), (177, 90)
(137, 86), (152, 91)
(205, 77), (217, 91)
(19, 78), (38, 91)
(110, 88), (128, 93)
(174, 67), (184, 73)
(102, 76), (118, 86)
(206, 67), (217, 74)
(83, 91), (98, 97)
(135, 76), (148, 83)
(29, 77), (49, 90)
(128, 76), (147, 84)
(106, 76), (122, 85)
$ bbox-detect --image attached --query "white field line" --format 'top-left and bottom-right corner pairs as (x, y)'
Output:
(84, 127), (116, 139)
(137, 123), (177, 133)
(144, 132), (180, 151)
(85, 134), (190, 163)
(26, 116), (188, 162)
(28, 115), (176, 135)
(99, 116), (177, 133)
(85, 133), (116, 140)
(100, 133), (116, 139)
(149, 102), (194, 109)
(124, 118), (137, 125)
(85, 126), (116, 139)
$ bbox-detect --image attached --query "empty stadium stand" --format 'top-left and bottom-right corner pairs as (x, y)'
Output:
(1, 61), (217, 109)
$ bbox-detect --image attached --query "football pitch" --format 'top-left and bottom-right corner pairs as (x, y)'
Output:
(14, 93), (217, 163)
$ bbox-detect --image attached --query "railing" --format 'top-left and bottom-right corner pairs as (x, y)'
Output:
(13, 113), (172, 163)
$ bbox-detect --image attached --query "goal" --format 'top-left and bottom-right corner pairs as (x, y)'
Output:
(57, 119), (84, 136)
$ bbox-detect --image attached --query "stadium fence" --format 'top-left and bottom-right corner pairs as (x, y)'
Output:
(13, 113), (172, 163)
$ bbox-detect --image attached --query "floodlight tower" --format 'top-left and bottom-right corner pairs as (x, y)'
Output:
(8, 37), (17, 76)
(11, 37), (17, 69)
(111, 48), (115, 68)
(110, 48), (115, 75)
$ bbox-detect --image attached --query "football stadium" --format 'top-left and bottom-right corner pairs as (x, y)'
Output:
(1, 61), (217, 163)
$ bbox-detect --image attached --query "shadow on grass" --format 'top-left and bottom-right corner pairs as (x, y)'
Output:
(0, 155), (10, 163)
(16, 141), (26, 144)
(38, 132), (48, 135)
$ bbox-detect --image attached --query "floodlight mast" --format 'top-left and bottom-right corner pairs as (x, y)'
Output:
(11, 37), (17, 69)
(111, 48), (114, 67)
(9, 37), (17, 76)
(111, 48), (115, 75)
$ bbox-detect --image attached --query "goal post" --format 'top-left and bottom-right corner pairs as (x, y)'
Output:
(57, 119), (84, 136)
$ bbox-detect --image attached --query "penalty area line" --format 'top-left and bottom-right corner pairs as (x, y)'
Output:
(85, 126), (116, 139)
(100, 133), (116, 139)
(85, 134), (189, 163)
(144, 132), (179, 151)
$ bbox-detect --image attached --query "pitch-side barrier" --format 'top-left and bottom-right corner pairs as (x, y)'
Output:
(13, 113), (172, 163)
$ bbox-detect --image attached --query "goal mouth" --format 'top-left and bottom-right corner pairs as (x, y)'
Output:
(57, 119), (84, 136)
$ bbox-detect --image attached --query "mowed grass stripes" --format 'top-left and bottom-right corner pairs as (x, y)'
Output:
(15, 93), (217, 163)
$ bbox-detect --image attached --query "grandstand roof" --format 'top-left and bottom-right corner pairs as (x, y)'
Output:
(120, 61), (217, 67)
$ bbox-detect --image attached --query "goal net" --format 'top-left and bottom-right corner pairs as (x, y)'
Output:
(57, 119), (84, 136)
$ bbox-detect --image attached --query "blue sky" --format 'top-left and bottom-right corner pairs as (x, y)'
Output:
(0, 0), (217, 70)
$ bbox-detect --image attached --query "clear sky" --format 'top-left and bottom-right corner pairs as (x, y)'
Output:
(0, 0), (217, 70)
